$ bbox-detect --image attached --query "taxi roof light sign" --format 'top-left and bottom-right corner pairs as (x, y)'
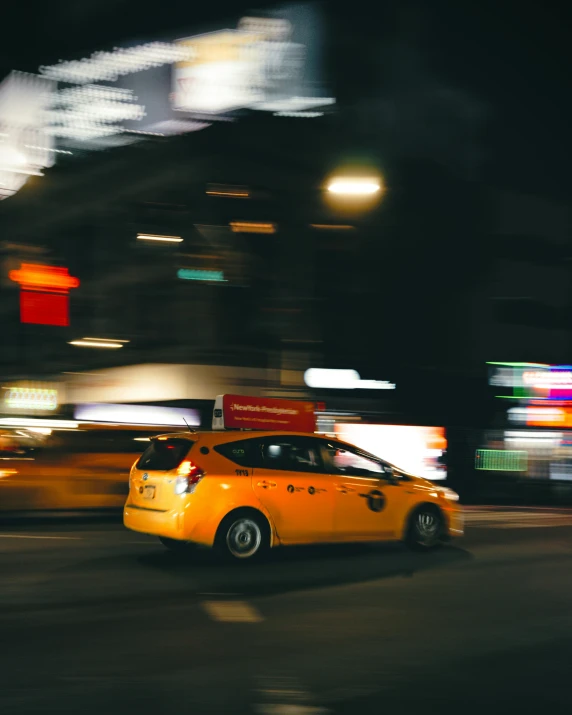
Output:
(213, 394), (316, 432)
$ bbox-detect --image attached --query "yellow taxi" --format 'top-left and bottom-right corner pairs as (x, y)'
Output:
(124, 414), (463, 560)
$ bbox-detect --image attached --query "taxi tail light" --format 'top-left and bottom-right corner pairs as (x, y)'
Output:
(174, 460), (205, 494)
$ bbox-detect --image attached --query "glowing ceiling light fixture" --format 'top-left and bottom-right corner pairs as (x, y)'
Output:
(230, 222), (276, 234)
(304, 368), (395, 390)
(68, 340), (124, 349)
(327, 179), (381, 196)
(82, 337), (129, 343)
(137, 233), (183, 243)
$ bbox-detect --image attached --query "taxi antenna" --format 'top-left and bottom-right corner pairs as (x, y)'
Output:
(182, 417), (195, 434)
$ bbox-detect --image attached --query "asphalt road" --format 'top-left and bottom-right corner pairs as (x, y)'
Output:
(3, 507), (572, 714)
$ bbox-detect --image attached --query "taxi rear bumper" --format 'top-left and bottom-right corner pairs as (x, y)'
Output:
(124, 503), (184, 540)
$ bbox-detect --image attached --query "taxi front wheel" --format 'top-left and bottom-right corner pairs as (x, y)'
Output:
(216, 510), (270, 562)
(405, 505), (443, 551)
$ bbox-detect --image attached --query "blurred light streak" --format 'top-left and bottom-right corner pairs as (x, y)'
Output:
(68, 340), (124, 349)
(177, 269), (226, 282)
(310, 224), (355, 230)
(9, 264), (80, 293)
(0, 470), (18, 478)
(74, 403), (200, 427)
(82, 337), (129, 343)
(327, 179), (381, 195)
(39, 42), (191, 84)
(273, 111), (324, 117)
(0, 419), (78, 429)
(304, 368), (395, 390)
(206, 184), (250, 198)
(137, 234), (183, 243)
(18, 428), (52, 435)
(230, 222), (276, 234)
(487, 362), (550, 367)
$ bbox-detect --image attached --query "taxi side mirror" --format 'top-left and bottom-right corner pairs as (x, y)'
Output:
(383, 469), (400, 485)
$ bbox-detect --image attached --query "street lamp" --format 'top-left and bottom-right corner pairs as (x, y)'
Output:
(327, 178), (382, 196)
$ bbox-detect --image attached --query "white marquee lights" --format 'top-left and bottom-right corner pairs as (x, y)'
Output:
(304, 369), (396, 391)
(45, 84), (147, 141)
(0, 7), (334, 199)
(39, 42), (192, 85)
(0, 72), (55, 199)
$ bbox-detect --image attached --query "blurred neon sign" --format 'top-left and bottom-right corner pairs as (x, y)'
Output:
(522, 370), (572, 389)
(4, 387), (58, 411)
(177, 269), (226, 282)
(9, 264), (80, 293)
(488, 362), (572, 401)
(9, 263), (79, 326)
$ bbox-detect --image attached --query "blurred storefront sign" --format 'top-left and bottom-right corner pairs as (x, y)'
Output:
(304, 368), (395, 390)
(488, 362), (572, 401)
(333, 423), (447, 481)
(509, 406), (572, 428)
(9, 263), (80, 326)
(1, 382), (60, 414)
(64, 363), (296, 404)
(212, 393), (316, 431)
(0, 4), (333, 199)
(172, 14), (332, 115)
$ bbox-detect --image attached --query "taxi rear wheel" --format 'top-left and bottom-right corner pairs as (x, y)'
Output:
(216, 510), (270, 562)
(406, 505), (443, 551)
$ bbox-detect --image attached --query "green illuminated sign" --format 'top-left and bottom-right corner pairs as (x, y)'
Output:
(475, 449), (528, 472)
(177, 269), (226, 282)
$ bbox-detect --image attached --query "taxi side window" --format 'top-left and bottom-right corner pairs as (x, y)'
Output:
(214, 439), (261, 468)
(260, 437), (324, 474)
(322, 441), (390, 478)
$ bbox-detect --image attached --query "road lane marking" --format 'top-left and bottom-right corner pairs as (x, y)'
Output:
(202, 600), (263, 622)
(466, 511), (572, 528)
(0, 534), (82, 541)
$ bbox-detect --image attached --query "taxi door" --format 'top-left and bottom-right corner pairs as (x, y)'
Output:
(321, 441), (405, 542)
(251, 435), (334, 544)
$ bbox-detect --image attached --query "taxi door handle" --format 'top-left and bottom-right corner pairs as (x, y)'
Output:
(336, 485), (356, 493)
(257, 480), (277, 489)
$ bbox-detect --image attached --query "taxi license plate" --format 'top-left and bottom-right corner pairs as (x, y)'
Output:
(143, 486), (156, 500)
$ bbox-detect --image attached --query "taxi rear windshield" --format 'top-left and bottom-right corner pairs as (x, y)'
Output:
(136, 438), (194, 471)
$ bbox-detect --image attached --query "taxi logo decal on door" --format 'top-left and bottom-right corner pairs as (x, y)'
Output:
(360, 490), (386, 512)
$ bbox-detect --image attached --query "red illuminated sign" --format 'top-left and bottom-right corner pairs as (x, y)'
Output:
(221, 394), (316, 432)
(9, 263), (79, 326)
(20, 291), (69, 326)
